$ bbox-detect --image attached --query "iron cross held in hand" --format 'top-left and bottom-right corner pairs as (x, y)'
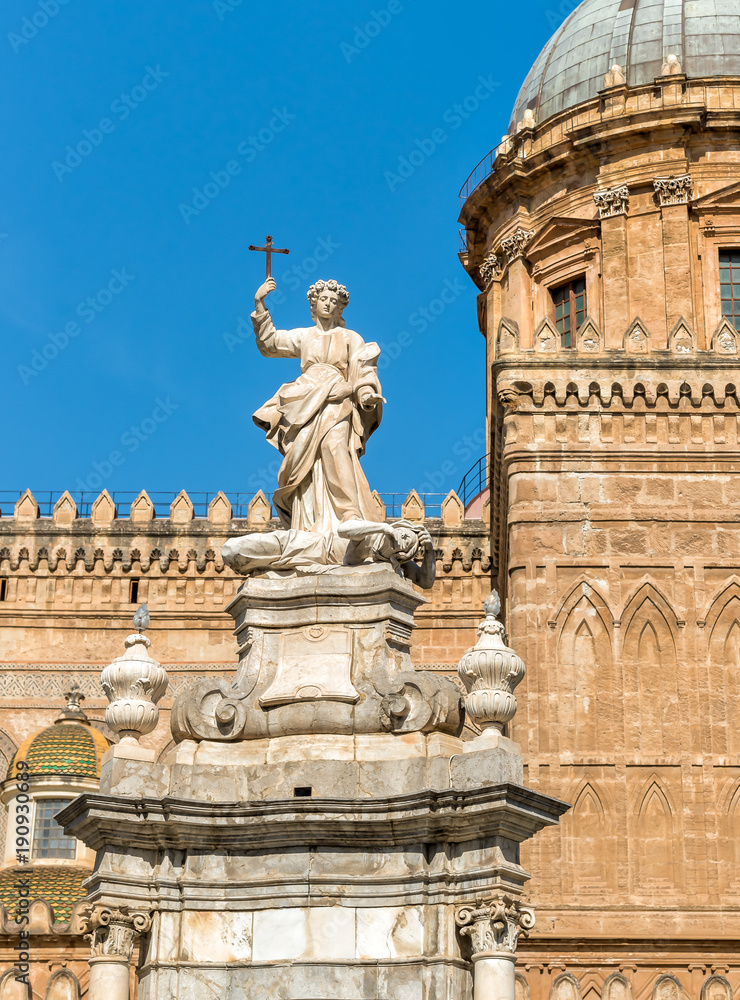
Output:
(248, 235), (290, 278)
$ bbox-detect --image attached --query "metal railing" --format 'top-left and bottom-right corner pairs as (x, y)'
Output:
(457, 455), (489, 507)
(0, 490), (451, 520)
(458, 137), (527, 204)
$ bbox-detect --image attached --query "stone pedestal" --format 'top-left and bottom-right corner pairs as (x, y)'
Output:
(62, 733), (566, 1000)
(59, 574), (568, 1000)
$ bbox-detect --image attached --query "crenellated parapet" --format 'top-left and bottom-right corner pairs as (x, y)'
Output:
(0, 489), (491, 677)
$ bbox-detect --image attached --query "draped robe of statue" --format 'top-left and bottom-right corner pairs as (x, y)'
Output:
(252, 309), (383, 532)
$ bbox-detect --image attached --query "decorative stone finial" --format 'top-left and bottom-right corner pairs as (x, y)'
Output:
(457, 592), (525, 733)
(101, 621), (168, 745)
(58, 682), (88, 723)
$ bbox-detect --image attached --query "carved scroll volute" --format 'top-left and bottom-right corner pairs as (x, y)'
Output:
(80, 904), (153, 961)
(456, 896), (535, 959)
(457, 592), (525, 732)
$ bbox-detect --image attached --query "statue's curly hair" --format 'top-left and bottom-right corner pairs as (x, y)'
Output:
(307, 279), (350, 314)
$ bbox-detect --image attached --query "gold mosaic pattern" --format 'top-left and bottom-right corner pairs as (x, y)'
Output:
(0, 865), (89, 923)
(11, 722), (109, 779)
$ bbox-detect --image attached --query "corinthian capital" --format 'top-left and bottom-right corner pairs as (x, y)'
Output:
(500, 228), (534, 263)
(80, 903), (152, 961)
(593, 185), (629, 219)
(653, 174), (693, 207)
(456, 895), (535, 958)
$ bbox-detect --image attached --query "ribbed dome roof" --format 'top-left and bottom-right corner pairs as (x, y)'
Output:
(510, 0), (740, 129)
(11, 721), (109, 780)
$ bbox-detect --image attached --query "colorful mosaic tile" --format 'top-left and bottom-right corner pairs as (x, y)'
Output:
(0, 865), (89, 923)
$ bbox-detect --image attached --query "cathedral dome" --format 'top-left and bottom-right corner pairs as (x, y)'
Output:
(10, 718), (109, 781)
(510, 0), (740, 129)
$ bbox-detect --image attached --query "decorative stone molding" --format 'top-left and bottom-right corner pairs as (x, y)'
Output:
(534, 318), (559, 353)
(81, 904), (152, 961)
(712, 319), (738, 355)
(458, 592), (525, 732)
(653, 174), (692, 206)
(480, 250), (504, 286)
(456, 895), (535, 958)
(593, 185), (629, 219)
(101, 626), (169, 744)
(501, 228), (534, 263)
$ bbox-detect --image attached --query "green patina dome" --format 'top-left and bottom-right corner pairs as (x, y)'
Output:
(9, 721), (109, 780)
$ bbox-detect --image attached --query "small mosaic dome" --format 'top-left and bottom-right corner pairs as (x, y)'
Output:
(10, 722), (109, 780)
(510, 0), (740, 129)
(0, 865), (89, 923)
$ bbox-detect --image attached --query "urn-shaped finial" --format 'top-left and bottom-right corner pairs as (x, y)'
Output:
(457, 591), (525, 732)
(101, 615), (169, 744)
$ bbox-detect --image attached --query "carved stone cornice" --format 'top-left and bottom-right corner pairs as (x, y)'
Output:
(594, 185), (629, 219)
(456, 895), (535, 958)
(80, 904), (152, 961)
(500, 228), (534, 263)
(480, 250), (504, 286)
(653, 174), (693, 206)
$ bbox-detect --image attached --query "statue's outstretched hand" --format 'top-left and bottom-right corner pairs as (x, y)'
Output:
(255, 277), (276, 304)
(358, 390), (386, 411)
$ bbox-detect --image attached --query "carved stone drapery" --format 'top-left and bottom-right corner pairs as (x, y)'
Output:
(456, 895), (535, 958)
(653, 174), (693, 207)
(501, 228), (534, 263)
(593, 185), (629, 219)
(81, 904), (152, 961)
(480, 250), (504, 286)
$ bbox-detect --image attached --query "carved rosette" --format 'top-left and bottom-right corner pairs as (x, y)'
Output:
(81, 904), (152, 962)
(458, 593), (525, 731)
(593, 185), (629, 219)
(456, 895), (535, 959)
(101, 634), (169, 743)
(653, 174), (693, 207)
(501, 228), (534, 263)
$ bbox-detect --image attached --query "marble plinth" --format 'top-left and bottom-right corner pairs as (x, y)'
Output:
(60, 734), (568, 1000)
(170, 566), (463, 742)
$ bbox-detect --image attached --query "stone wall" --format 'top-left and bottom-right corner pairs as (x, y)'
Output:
(0, 489), (490, 759)
(459, 71), (740, 1000)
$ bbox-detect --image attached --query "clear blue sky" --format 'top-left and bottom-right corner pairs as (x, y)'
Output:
(1, 0), (568, 505)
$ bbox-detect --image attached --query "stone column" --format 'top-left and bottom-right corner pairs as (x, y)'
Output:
(83, 905), (152, 1000)
(456, 896), (535, 1000)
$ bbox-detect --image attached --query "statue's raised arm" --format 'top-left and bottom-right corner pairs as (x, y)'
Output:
(250, 277), (385, 534)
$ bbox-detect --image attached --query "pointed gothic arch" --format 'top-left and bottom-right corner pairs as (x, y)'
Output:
(621, 582), (680, 755)
(705, 581), (740, 753)
(516, 974), (532, 1000)
(603, 974), (633, 1000)
(551, 974), (582, 1000)
(701, 976), (733, 1000)
(45, 970), (79, 1000)
(633, 776), (678, 890)
(717, 778), (740, 886)
(0, 972), (30, 1000)
(652, 976), (686, 1000)
(553, 580), (614, 752)
(562, 779), (612, 892)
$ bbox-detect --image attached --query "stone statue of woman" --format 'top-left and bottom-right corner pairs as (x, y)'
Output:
(251, 276), (385, 533)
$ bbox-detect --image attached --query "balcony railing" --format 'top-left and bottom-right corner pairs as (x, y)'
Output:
(457, 455), (489, 508)
(0, 490), (452, 520)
